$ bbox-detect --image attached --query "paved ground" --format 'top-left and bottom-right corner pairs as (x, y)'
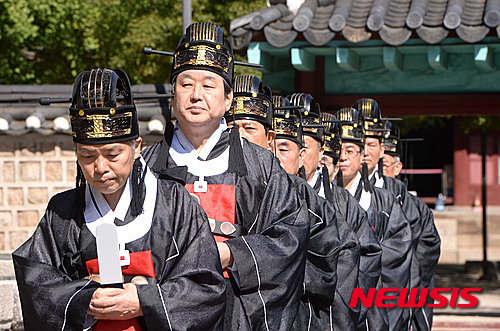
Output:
(433, 264), (500, 330)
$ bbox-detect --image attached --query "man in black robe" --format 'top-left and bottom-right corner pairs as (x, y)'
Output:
(226, 78), (359, 330)
(321, 112), (341, 188)
(382, 124), (441, 331)
(141, 23), (310, 331)
(271, 95), (372, 330)
(336, 107), (412, 331)
(287, 93), (326, 194)
(12, 69), (226, 331)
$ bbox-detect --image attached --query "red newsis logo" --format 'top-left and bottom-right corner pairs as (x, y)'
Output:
(349, 288), (481, 308)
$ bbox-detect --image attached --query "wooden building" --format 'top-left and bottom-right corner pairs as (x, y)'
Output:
(230, 0), (500, 205)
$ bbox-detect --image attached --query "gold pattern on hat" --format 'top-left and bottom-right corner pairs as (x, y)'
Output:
(99, 69), (104, 107)
(274, 118), (299, 137)
(84, 112), (133, 139)
(342, 125), (355, 138)
(232, 96), (267, 118)
(88, 69), (93, 109)
(196, 47), (207, 62)
(190, 22), (218, 42)
(234, 75), (252, 93)
(236, 97), (245, 111)
(174, 45), (229, 73)
(79, 110), (84, 116)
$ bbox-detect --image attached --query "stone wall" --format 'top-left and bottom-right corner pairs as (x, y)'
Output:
(434, 206), (500, 264)
(0, 133), (162, 254)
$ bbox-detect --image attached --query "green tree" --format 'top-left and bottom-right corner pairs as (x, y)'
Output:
(0, 0), (266, 84)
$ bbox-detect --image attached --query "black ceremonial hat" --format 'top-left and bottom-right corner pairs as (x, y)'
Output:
(273, 95), (302, 146)
(225, 75), (273, 128)
(352, 98), (387, 139)
(335, 107), (365, 147)
(321, 112), (341, 159)
(383, 122), (402, 157)
(69, 68), (138, 145)
(172, 22), (234, 87)
(288, 93), (323, 142)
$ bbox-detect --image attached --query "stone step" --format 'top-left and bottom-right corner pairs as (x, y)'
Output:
(433, 315), (500, 330)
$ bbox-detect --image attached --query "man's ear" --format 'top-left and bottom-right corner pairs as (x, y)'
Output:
(298, 147), (306, 167)
(379, 142), (385, 159)
(266, 130), (276, 151)
(134, 137), (143, 158)
(225, 90), (233, 112)
(394, 161), (403, 177)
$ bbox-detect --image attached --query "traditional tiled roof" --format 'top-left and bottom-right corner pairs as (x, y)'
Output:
(229, 0), (500, 48)
(0, 84), (172, 136)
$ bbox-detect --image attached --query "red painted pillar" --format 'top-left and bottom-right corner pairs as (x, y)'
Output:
(294, 56), (325, 97)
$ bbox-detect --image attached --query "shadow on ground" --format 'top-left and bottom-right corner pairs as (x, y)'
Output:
(434, 264), (500, 317)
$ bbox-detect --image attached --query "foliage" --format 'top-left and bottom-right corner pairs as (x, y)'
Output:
(0, 0), (266, 84)
(458, 116), (500, 134)
(398, 115), (451, 137)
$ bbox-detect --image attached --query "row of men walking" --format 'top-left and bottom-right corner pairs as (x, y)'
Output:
(12, 21), (440, 331)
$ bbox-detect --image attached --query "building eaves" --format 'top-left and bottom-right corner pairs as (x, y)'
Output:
(229, 0), (500, 48)
(0, 84), (172, 137)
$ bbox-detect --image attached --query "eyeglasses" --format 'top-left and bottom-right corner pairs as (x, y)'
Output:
(384, 160), (399, 168)
(341, 148), (361, 158)
(320, 160), (334, 166)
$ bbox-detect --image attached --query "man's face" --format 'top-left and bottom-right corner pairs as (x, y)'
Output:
(363, 137), (384, 174)
(227, 119), (275, 150)
(172, 69), (232, 129)
(77, 139), (141, 198)
(383, 154), (403, 178)
(302, 135), (323, 182)
(339, 142), (362, 184)
(320, 154), (337, 183)
(274, 138), (305, 175)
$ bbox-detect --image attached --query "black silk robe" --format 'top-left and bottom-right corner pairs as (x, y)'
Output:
(353, 181), (412, 331)
(313, 171), (383, 331)
(142, 130), (310, 331)
(13, 180), (226, 331)
(375, 175), (441, 331)
(408, 194), (441, 331)
(289, 175), (360, 330)
(330, 185), (382, 330)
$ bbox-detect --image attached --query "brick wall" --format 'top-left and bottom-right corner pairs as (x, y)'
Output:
(0, 134), (162, 254)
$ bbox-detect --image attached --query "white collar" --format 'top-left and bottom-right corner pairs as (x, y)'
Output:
(170, 119), (230, 177)
(370, 166), (385, 188)
(307, 166), (322, 187)
(348, 172), (362, 197)
(84, 157), (157, 244)
(347, 172), (371, 211)
(173, 119), (228, 160)
(369, 167), (377, 180)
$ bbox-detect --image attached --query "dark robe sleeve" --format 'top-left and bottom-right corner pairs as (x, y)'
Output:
(136, 182), (226, 331)
(12, 192), (99, 331)
(224, 161), (310, 331)
(370, 188), (412, 331)
(410, 194), (441, 331)
(289, 176), (349, 330)
(385, 178), (423, 290)
(335, 187), (382, 330)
